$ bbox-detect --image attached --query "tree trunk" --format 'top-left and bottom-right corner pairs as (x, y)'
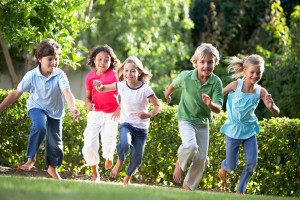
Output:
(26, 53), (34, 71)
(0, 32), (19, 88)
(86, 0), (94, 18)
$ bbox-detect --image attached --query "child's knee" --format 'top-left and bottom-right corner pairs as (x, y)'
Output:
(119, 143), (130, 151)
(247, 161), (258, 172)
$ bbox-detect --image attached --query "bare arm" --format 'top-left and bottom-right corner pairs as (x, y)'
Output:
(137, 95), (162, 119)
(163, 84), (175, 104)
(201, 94), (222, 114)
(261, 87), (280, 116)
(85, 90), (94, 111)
(148, 95), (162, 118)
(93, 81), (117, 92)
(223, 81), (238, 95)
(0, 90), (22, 113)
(63, 88), (79, 122)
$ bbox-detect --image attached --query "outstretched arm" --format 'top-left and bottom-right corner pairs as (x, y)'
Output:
(63, 88), (79, 122)
(93, 80), (117, 92)
(0, 90), (22, 113)
(163, 84), (175, 104)
(261, 88), (280, 116)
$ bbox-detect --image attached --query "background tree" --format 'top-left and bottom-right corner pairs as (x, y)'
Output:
(0, 0), (95, 88)
(79, 0), (194, 101)
(262, 5), (300, 119)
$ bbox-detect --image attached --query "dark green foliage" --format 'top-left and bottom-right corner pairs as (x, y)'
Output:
(0, 89), (299, 197)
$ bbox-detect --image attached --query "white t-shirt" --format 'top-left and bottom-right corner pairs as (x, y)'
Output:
(116, 81), (155, 129)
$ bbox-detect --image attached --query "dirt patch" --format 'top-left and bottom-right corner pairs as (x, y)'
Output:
(0, 165), (117, 182)
(0, 165), (178, 189)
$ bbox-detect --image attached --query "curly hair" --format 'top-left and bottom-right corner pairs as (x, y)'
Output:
(87, 45), (120, 70)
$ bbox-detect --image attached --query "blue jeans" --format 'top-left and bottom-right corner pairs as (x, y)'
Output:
(117, 123), (148, 176)
(27, 108), (63, 167)
(221, 135), (258, 193)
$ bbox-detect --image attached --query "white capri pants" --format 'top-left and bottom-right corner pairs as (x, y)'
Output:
(82, 111), (118, 166)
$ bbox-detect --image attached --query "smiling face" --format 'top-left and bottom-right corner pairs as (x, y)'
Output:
(243, 64), (264, 85)
(38, 54), (60, 77)
(94, 51), (111, 75)
(123, 62), (140, 85)
(196, 54), (216, 82)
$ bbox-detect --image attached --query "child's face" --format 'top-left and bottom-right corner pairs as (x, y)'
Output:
(38, 54), (60, 76)
(123, 62), (139, 83)
(244, 64), (264, 84)
(196, 54), (216, 78)
(94, 51), (111, 74)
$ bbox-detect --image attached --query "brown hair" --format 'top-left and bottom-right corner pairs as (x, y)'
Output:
(87, 45), (120, 70)
(35, 39), (62, 63)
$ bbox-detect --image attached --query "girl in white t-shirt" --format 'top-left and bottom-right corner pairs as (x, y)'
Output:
(94, 56), (161, 185)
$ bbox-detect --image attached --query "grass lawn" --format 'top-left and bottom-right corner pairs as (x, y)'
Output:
(0, 175), (297, 200)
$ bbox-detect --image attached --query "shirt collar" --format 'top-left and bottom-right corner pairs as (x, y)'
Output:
(35, 66), (60, 77)
(191, 69), (215, 84)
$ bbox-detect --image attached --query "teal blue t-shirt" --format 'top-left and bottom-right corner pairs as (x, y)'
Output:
(172, 69), (223, 125)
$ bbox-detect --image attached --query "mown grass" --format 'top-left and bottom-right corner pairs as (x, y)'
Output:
(0, 175), (297, 200)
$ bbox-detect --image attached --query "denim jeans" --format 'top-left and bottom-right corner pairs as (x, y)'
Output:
(27, 108), (63, 167)
(221, 135), (258, 193)
(117, 123), (148, 176)
(178, 121), (209, 190)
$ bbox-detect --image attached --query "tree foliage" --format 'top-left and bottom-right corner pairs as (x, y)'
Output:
(261, 5), (300, 119)
(80, 0), (194, 100)
(0, 0), (95, 86)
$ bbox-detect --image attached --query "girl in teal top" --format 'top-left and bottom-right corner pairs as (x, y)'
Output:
(218, 55), (280, 195)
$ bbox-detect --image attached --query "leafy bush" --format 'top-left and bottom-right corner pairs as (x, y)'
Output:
(0, 89), (299, 197)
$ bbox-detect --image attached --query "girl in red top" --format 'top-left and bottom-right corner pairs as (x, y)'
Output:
(82, 45), (120, 181)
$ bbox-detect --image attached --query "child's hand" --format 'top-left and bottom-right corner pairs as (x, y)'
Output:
(111, 107), (120, 122)
(85, 102), (95, 111)
(163, 90), (171, 104)
(93, 80), (104, 92)
(202, 93), (211, 106)
(71, 109), (80, 122)
(265, 94), (274, 109)
(137, 112), (150, 119)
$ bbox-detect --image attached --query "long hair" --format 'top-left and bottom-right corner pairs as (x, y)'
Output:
(227, 54), (265, 79)
(117, 56), (152, 84)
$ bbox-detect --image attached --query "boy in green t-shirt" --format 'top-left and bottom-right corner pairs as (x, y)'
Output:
(164, 43), (223, 190)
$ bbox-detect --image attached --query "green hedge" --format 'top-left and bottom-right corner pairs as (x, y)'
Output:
(0, 89), (299, 197)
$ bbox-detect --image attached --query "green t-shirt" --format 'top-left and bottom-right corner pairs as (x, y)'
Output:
(172, 69), (223, 125)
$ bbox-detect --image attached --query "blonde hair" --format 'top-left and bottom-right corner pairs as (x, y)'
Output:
(227, 54), (265, 79)
(117, 56), (152, 84)
(190, 43), (220, 67)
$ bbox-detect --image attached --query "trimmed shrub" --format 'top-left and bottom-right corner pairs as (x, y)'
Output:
(0, 89), (299, 197)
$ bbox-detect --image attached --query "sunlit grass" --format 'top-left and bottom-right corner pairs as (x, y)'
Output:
(0, 175), (297, 200)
